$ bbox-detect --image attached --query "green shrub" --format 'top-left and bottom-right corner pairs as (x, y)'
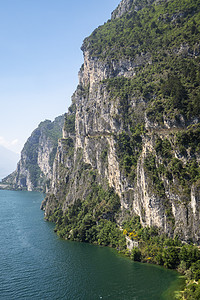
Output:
(131, 247), (142, 261)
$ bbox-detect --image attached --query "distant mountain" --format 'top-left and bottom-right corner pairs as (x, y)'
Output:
(2, 115), (64, 191)
(0, 146), (19, 180)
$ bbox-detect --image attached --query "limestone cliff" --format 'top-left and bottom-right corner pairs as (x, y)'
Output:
(3, 115), (64, 192)
(111, 0), (155, 19)
(42, 0), (200, 243)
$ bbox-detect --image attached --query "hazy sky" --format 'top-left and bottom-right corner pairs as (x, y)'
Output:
(0, 0), (120, 154)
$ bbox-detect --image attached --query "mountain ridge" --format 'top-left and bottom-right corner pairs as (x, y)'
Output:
(4, 0), (200, 243)
(0, 145), (19, 180)
(41, 0), (200, 242)
(3, 115), (64, 191)
(3, 1), (200, 296)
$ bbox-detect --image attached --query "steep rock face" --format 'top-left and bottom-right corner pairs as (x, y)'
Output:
(133, 133), (200, 241)
(112, 0), (134, 19)
(79, 49), (151, 88)
(43, 0), (200, 243)
(3, 116), (64, 192)
(111, 0), (156, 19)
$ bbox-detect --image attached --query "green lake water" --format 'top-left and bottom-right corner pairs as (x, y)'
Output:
(0, 190), (183, 299)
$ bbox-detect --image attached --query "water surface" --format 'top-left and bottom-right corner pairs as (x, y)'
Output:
(0, 190), (182, 299)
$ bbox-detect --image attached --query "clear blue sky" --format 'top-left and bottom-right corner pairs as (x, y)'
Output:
(0, 0), (120, 154)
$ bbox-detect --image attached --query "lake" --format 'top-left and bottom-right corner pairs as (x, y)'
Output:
(0, 190), (182, 299)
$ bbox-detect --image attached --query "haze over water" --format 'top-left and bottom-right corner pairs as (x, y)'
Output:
(0, 190), (181, 299)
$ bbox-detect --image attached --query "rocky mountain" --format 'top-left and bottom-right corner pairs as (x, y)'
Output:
(41, 0), (200, 245)
(3, 115), (64, 191)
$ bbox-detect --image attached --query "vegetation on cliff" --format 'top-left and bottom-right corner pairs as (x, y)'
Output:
(48, 183), (126, 250)
(122, 215), (200, 299)
(42, 0), (200, 298)
(48, 189), (200, 299)
(84, 0), (200, 60)
(84, 0), (200, 128)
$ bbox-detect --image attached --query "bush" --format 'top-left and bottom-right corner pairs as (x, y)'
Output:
(131, 247), (142, 261)
(52, 184), (126, 249)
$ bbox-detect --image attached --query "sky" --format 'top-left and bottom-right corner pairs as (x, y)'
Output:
(0, 0), (120, 154)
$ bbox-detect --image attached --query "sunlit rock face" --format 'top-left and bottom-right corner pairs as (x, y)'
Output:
(3, 116), (64, 192)
(30, 0), (200, 243)
(44, 46), (200, 243)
